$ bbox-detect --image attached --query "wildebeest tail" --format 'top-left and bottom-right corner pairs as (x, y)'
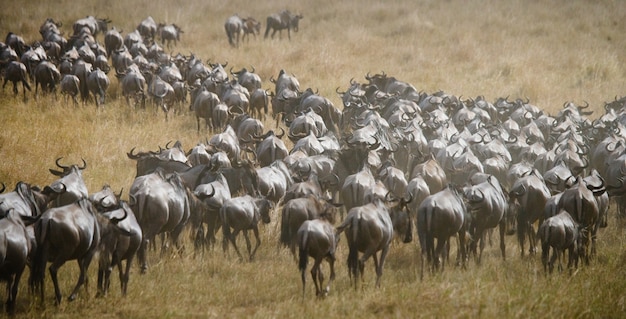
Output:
(30, 218), (49, 294)
(347, 216), (360, 278)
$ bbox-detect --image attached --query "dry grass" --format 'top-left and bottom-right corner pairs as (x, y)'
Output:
(1, 0), (626, 317)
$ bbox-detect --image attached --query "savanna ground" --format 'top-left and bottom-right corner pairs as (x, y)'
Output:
(1, 0), (626, 317)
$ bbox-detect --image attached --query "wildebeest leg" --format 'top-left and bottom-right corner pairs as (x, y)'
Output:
(311, 257), (322, 296)
(120, 255), (133, 296)
(499, 220), (506, 260)
(7, 268), (22, 315)
(138, 238), (150, 274)
(434, 238), (446, 273)
(226, 229), (244, 259)
(49, 258), (68, 305)
(97, 254), (109, 297)
(249, 226), (262, 261)
(375, 246), (389, 288)
(68, 253), (95, 302)
(326, 256), (335, 295)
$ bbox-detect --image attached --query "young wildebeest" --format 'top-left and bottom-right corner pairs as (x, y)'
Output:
(220, 195), (273, 261)
(539, 209), (579, 274)
(298, 219), (336, 298)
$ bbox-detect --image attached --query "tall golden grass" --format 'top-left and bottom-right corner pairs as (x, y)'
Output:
(1, 0), (626, 317)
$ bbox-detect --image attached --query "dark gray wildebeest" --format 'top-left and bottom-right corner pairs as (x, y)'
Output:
(0, 181), (51, 218)
(130, 168), (205, 273)
(104, 27), (124, 57)
(298, 219), (336, 298)
(46, 158), (89, 207)
(2, 61), (31, 100)
(30, 198), (127, 305)
(148, 74), (175, 119)
(224, 15), (244, 48)
(335, 197), (406, 289)
(256, 159), (293, 204)
(508, 169), (551, 257)
(557, 176), (599, 265)
(264, 10), (303, 40)
(60, 74), (80, 106)
(157, 23), (183, 49)
(117, 65), (146, 108)
(538, 209), (579, 274)
(33, 60), (61, 98)
(280, 194), (340, 259)
(0, 208), (32, 314)
(87, 67), (110, 107)
(463, 174), (509, 264)
(89, 186), (142, 297)
(417, 185), (468, 280)
(193, 177), (227, 251)
(137, 16), (157, 42)
(190, 86), (220, 132)
(72, 16), (111, 38)
(231, 66), (262, 93)
(220, 195), (273, 261)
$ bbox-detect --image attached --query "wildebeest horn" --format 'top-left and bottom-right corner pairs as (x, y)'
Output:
(0, 183), (4, 194)
(368, 136), (380, 150)
(78, 158), (87, 170)
(401, 192), (413, 206)
(128, 194), (137, 206)
(116, 188), (123, 199)
(127, 147), (141, 159)
(469, 188), (485, 203)
(276, 127), (285, 139)
(55, 157), (69, 170)
(384, 191), (396, 202)
(109, 208), (128, 224)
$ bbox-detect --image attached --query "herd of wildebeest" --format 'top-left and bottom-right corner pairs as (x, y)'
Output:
(1, 10), (626, 315)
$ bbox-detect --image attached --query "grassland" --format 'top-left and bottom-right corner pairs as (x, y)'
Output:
(1, 0), (626, 318)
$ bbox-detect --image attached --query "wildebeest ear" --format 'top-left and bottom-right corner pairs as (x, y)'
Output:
(49, 169), (64, 176)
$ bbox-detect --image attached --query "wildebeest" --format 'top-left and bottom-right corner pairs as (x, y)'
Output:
(264, 10), (303, 40)
(157, 23), (183, 49)
(87, 67), (110, 106)
(118, 65), (146, 108)
(335, 198), (395, 289)
(96, 200), (142, 296)
(46, 158), (89, 207)
(280, 194), (340, 258)
(508, 169), (551, 257)
(0, 208), (32, 314)
(129, 169), (199, 272)
(137, 16), (157, 42)
(33, 60), (61, 97)
(224, 15), (244, 48)
(298, 219), (336, 298)
(104, 27), (124, 57)
(0, 181), (50, 218)
(242, 17), (262, 42)
(2, 61), (31, 100)
(60, 74), (80, 105)
(73, 16), (111, 38)
(417, 185), (468, 279)
(463, 175), (508, 263)
(538, 209), (579, 274)
(220, 195), (273, 261)
(30, 198), (127, 304)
